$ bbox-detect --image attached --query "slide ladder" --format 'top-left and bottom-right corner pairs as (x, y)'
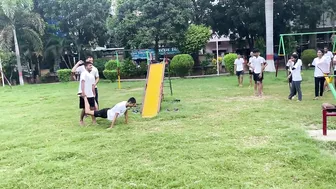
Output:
(141, 63), (166, 118)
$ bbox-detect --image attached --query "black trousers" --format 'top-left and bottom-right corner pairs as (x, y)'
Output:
(315, 77), (325, 97)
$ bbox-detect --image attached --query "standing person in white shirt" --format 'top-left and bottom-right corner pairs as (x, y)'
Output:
(72, 56), (100, 107)
(78, 62), (97, 126)
(247, 52), (255, 87)
(323, 47), (333, 91)
(82, 96), (137, 129)
(288, 54), (302, 101)
(309, 50), (329, 100)
(249, 49), (268, 97)
(234, 54), (245, 87)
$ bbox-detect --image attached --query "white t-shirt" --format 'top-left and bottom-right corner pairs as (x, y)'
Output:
(234, 58), (244, 71)
(107, 101), (127, 121)
(76, 65), (99, 88)
(251, 56), (266, 74)
(291, 60), (302, 81)
(248, 56), (255, 71)
(312, 57), (329, 77)
(324, 51), (333, 61)
(78, 71), (96, 97)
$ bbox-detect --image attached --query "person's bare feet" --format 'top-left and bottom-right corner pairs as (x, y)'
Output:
(79, 121), (85, 126)
(106, 127), (113, 130)
(92, 121), (97, 125)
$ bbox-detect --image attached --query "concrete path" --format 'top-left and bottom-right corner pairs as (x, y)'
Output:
(307, 130), (336, 141)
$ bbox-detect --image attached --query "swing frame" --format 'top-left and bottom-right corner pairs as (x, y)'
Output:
(277, 31), (336, 77)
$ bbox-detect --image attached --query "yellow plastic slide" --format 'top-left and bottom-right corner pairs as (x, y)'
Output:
(142, 63), (165, 118)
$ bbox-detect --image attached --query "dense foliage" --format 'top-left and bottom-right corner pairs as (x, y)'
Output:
(301, 49), (317, 68)
(56, 69), (72, 82)
(170, 54), (194, 77)
(224, 54), (238, 75)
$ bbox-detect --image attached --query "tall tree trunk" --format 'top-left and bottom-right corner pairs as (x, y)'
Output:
(13, 26), (24, 85)
(247, 36), (254, 50)
(37, 57), (41, 76)
(77, 45), (81, 61)
(67, 55), (72, 68)
(154, 35), (159, 61)
(61, 55), (70, 69)
(308, 23), (317, 49)
(192, 52), (200, 66)
(265, 0), (275, 72)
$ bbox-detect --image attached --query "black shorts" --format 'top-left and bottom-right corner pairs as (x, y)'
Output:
(79, 97), (95, 109)
(236, 71), (244, 77)
(253, 73), (263, 83)
(249, 70), (253, 75)
(94, 108), (109, 118)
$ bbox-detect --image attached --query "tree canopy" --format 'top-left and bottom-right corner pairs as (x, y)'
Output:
(108, 0), (191, 60)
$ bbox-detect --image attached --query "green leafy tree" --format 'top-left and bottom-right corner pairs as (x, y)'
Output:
(44, 36), (73, 69)
(210, 0), (297, 49)
(109, 0), (191, 60)
(292, 0), (324, 48)
(190, 0), (214, 25)
(38, 0), (111, 60)
(0, 0), (45, 85)
(179, 24), (211, 65)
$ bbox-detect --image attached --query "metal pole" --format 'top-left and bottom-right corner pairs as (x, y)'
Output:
(280, 31), (336, 37)
(116, 52), (121, 89)
(300, 35), (303, 58)
(216, 39), (219, 75)
(0, 58), (4, 87)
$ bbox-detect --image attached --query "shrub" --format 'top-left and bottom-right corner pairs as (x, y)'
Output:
(103, 70), (118, 82)
(212, 57), (223, 65)
(94, 58), (108, 78)
(121, 59), (137, 78)
(170, 54), (194, 77)
(105, 60), (118, 70)
(301, 49), (317, 68)
(136, 61), (148, 77)
(223, 53), (238, 75)
(57, 69), (72, 82)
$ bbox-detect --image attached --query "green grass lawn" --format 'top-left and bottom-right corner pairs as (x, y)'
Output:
(2, 70), (336, 188)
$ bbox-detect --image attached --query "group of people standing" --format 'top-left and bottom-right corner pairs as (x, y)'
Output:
(286, 47), (335, 101)
(234, 49), (268, 97)
(233, 47), (336, 101)
(71, 56), (137, 129)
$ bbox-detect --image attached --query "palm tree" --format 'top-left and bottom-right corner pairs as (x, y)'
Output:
(44, 37), (73, 69)
(265, 0), (275, 72)
(0, 0), (44, 85)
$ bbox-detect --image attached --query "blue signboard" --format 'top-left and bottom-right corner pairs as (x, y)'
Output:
(131, 49), (155, 60)
(131, 48), (180, 60)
